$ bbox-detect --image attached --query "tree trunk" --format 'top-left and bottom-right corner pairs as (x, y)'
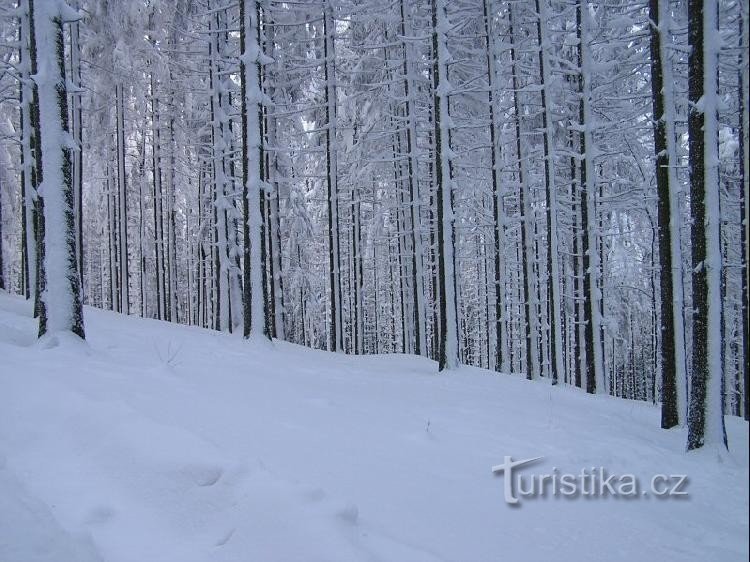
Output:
(116, 83), (129, 314)
(432, 0), (459, 371)
(33, 0), (85, 339)
(151, 74), (165, 321)
(323, 1), (343, 352)
(209, 7), (231, 331)
(241, 0), (271, 341)
(19, 0), (34, 299)
(577, 0), (605, 394)
(650, 0), (688, 428)
(70, 1), (83, 286)
(0, 172), (4, 290)
(399, 0), (427, 356)
(508, 4), (540, 381)
(686, 0), (727, 450)
(24, 0), (43, 316)
(535, 0), (563, 385)
(738, 1), (749, 421)
(483, 0), (508, 373)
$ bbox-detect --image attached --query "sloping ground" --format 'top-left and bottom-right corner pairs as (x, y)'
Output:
(0, 292), (747, 562)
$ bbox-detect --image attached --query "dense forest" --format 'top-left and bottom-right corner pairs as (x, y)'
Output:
(0, 0), (747, 451)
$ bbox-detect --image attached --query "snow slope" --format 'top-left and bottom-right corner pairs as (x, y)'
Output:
(0, 292), (747, 562)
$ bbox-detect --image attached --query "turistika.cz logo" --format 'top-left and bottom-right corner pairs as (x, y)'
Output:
(491, 456), (689, 505)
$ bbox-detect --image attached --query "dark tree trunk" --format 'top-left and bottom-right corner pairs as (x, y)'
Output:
(577, 1), (597, 394)
(649, 0), (679, 429)
(686, 0), (727, 450)
(116, 83), (129, 315)
(0, 172), (4, 291)
(738, 8), (749, 421)
(508, 5), (534, 381)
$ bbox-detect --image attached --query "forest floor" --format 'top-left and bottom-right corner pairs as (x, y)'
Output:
(0, 292), (747, 562)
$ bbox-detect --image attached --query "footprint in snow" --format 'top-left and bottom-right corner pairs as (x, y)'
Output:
(214, 528), (235, 547)
(179, 464), (224, 487)
(336, 503), (359, 525)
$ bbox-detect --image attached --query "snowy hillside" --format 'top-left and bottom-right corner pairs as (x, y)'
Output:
(0, 292), (747, 562)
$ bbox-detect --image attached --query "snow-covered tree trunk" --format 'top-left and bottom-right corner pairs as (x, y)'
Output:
(262, 11), (285, 340)
(351, 177), (363, 354)
(741, 3), (749, 421)
(535, 0), (563, 385)
(227, 101), (243, 332)
(241, 0), (270, 341)
(569, 141), (583, 388)
(399, 0), (427, 357)
(166, 90), (178, 323)
(151, 73), (165, 321)
(0, 172), (4, 290)
(69, 0), (82, 284)
(686, 0), (728, 450)
(432, 0), (459, 371)
(508, 3), (540, 381)
(137, 133), (146, 317)
(270, 186), (285, 339)
(650, 0), (688, 428)
(19, 0), (37, 301)
(323, 1), (343, 352)
(106, 159), (116, 310)
(209, 7), (231, 332)
(32, 0), (84, 339)
(115, 82), (129, 314)
(578, 1), (605, 394)
(482, 0), (508, 374)
(197, 163), (206, 327)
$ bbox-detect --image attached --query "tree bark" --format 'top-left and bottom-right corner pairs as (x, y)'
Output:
(432, 0), (459, 371)
(650, 0), (688, 428)
(686, 0), (727, 450)
(241, 0), (271, 341)
(33, 0), (85, 339)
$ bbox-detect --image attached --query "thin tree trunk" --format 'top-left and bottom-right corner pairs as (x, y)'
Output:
(739, 2), (749, 421)
(151, 74), (165, 321)
(262, 14), (286, 340)
(166, 90), (178, 323)
(483, 0), (508, 373)
(323, 1), (343, 352)
(116, 83), (129, 314)
(399, 0), (427, 356)
(432, 0), (459, 371)
(577, 0), (605, 394)
(650, 0), (688, 428)
(570, 131), (583, 388)
(0, 172), (4, 290)
(24, 0), (43, 316)
(352, 177), (363, 354)
(535, 0), (563, 385)
(209, 7), (230, 331)
(508, 4), (540, 381)
(138, 133), (146, 317)
(70, 2), (83, 286)
(106, 165), (116, 310)
(18, 0), (32, 298)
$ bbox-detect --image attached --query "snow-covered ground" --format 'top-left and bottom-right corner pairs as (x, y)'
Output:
(0, 292), (747, 562)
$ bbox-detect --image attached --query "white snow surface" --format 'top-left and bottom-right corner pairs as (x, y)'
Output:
(0, 292), (747, 562)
